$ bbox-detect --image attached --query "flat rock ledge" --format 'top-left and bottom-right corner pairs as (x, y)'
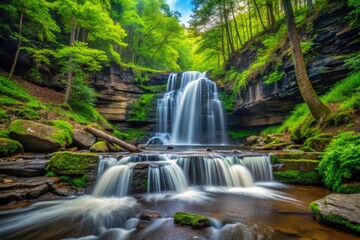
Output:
(310, 193), (360, 234)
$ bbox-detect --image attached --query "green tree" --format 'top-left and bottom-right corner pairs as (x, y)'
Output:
(0, 0), (59, 79)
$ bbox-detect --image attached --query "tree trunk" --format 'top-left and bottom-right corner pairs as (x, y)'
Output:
(282, 0), (330, 121)
(253, 0), (266, 31)
(9, 11), (24, 79)
(231, 6), (243, 47)
(63, 16), (77, 104)
(307, 0), (313, 10)
(248, 0), (253, 38)
(84, 127), (142, 153)
(267, 0), (276, 28)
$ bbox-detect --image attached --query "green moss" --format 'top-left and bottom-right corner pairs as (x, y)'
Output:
(270, 155), (280, 164)
(128, 94), (155, 122)
(174, 212), (211, 229)
(126, 128), (147, 142)
(12, 108), (40, 120)
(46, 120), (73, 146)
(0, 96), (19, 105)
(89, 141), (108, 152)
(310, 202), (360, 233)
(0, 129), (9, 138)
(0, 138), (23, 157)
(228, 130), (259, 140)
(8, 120), (26, 135)
(45, 171), (57, 177)
(264, 71), (284, 85)
(0, 110), (8, 123)
(71, 174), (88, 187)
(273, 170), (322, 185)
(219, 92), (235, 112)
(142, 84), (167, 93)
(113, 129), (130, 140)
(318, 131), (360, 193)
(47, 151), (99, 175)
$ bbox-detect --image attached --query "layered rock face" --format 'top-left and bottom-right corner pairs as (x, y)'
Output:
(227, 5), (360, 128)
(93, 64), (168, 125)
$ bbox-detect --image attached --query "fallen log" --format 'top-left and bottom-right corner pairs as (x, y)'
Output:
(84, 127), (142, 153)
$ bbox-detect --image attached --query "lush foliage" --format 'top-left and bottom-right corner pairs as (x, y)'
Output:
(263, 69), (360, 136)
(128, 94), (155, 121)
(318, 131), (360, 193)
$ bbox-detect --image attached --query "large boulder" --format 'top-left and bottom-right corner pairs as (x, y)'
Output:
(9, 120), (69, 152)
(72, 129), (96, 149)
(310, 193), (360, 233)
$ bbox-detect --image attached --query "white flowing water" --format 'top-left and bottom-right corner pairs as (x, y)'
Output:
(154, 71), (227, 145)
(147, 162), (188, 194)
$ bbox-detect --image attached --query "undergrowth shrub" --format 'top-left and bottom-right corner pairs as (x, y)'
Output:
(318, 131), (360, 193)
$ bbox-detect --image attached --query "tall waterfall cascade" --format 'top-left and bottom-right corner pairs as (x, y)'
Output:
(150, 71), (227, 145)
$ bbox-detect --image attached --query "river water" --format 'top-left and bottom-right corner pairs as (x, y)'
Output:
(0, 150), (358, 239)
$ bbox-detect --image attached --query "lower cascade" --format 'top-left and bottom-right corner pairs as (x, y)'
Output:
(152, 71), (227, 145)
(0, 151), (285, 240)
(94, 152), (273, 196)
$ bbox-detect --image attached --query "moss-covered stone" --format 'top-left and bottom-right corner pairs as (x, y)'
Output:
(275, 152), (320, 160)
(277, 159), (320, 172)
(47, 151), (99, 175)
(310, 194), (360, 233)
(174, 212), (211, 229)
(273, 170), (322, 185)
(9, 119), (72, 152)
(0, 138), (23, 157)
(89, 141), (108, 152)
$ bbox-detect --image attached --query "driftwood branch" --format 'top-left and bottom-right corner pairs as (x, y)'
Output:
(84, 127), (142, 153)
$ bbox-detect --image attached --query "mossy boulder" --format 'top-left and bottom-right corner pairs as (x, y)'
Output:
(273, 170), (322, 185)
(273, 159), (322, 184)
(47, 151), (99, 176)
(0, 138), (23, 157)
(310, 193), (360, 233)
(174, 212), (211, 229)
(89, 141), (108, 152)
(9, 120), (71, 152)
(72, 129), (96, 149)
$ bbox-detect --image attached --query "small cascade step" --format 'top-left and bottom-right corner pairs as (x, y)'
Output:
(272, 151), (323, 185)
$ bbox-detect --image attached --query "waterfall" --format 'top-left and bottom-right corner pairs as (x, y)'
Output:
(92, 153), (272, 197)
(154, 71), (227, 145)
(92, 165), (132, 198)
(97, 156), (118, 177)
(147, 162), (188, 194)
(242, 156), (273, 182)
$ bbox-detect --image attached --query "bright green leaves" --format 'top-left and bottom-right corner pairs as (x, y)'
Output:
(57, 41), (108, 72)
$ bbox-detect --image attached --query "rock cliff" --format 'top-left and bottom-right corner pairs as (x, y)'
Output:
(226, 4), (360, 128)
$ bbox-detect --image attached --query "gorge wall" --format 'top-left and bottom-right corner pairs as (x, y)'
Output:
(225, 3), (360, 129)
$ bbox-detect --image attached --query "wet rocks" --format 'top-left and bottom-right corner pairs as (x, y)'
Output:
(310, 193), (360, 233)
(174, 212), (211, 229)
(140, 212), (161, 221)
(72, 129), (96, 149)
(0, 176), (61, 205)
(9, 120), (65, 152)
